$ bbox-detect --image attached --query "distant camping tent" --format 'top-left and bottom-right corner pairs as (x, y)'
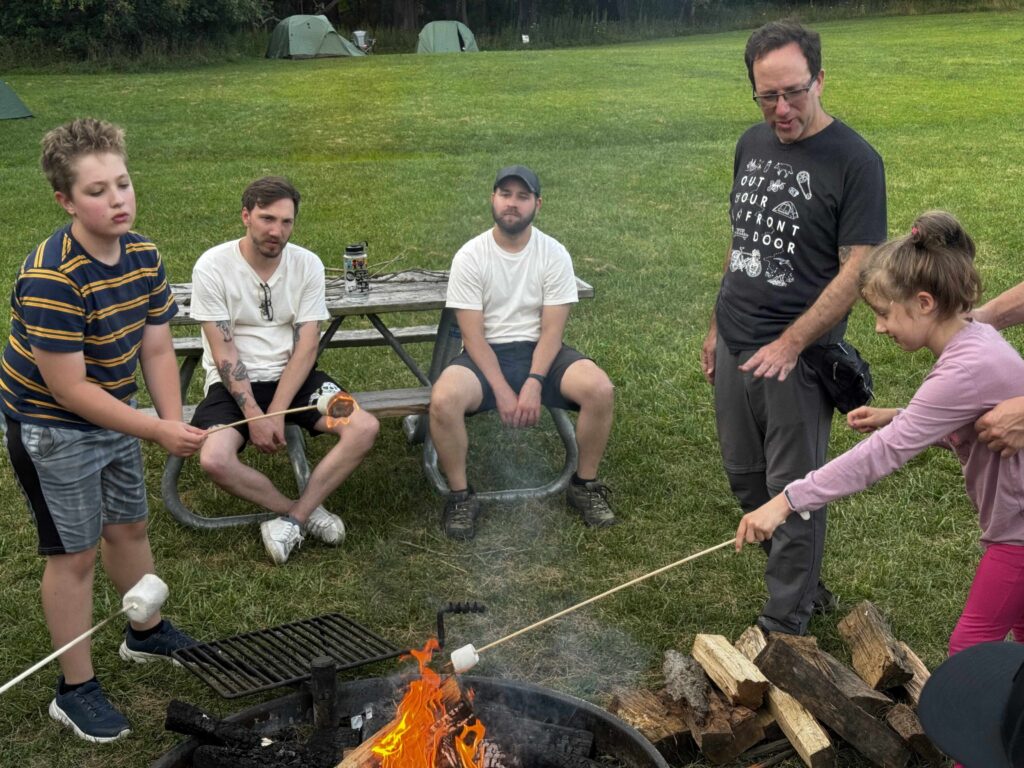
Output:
(266, 15), (365, 59)
(416, 21), (479, 53)
(0, 81), (32, 120)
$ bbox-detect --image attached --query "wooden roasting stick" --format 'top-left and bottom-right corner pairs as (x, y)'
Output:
(206, 391), (357, 435)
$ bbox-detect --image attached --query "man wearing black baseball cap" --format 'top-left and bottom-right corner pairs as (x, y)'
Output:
(918, 641), (1024, 767)
(429, 165), (617, 539)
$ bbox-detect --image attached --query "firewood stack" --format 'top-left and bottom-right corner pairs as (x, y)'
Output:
(608, 601), (946, 767)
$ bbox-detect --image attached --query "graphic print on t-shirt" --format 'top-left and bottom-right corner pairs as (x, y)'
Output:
(730, 156), (814, 292)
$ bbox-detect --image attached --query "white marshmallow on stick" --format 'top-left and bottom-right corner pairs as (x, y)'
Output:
(123, 573), (169, 622)
(450, 643), (480, 674)
(0, 574), (171, 696)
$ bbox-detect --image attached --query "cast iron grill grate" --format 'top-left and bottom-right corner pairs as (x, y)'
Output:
(172, 613), (404, 698)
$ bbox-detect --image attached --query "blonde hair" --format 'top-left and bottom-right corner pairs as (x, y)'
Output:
(860, 211), (981, 319)
(40, 118), (127, 197)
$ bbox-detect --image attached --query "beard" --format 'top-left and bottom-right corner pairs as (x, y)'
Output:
(252, 234), (286, 259)
(492, 205), (536, 237)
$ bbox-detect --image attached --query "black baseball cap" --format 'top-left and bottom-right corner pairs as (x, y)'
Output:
(493, 165), (540, 196)
(918, 642), (1024, 767)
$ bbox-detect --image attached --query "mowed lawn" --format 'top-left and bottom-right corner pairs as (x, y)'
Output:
(2, 11), (1024, 766)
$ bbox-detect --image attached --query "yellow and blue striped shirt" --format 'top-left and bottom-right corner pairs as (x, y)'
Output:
(0, 225), (177, 430)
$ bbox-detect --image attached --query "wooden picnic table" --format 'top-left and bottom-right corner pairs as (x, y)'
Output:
(160, 269), (595, 528)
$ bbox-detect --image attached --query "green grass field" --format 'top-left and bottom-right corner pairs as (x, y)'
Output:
(2, 11), (1024, 766)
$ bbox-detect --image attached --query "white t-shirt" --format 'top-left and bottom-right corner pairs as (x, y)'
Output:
(191, 239), (329, 394)
(445, 227), (578, 344)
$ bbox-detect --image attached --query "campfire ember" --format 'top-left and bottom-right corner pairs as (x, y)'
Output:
(366, 638), (486, 768)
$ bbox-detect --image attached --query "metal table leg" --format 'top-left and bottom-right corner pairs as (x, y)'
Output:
(421, 406), (578, 503)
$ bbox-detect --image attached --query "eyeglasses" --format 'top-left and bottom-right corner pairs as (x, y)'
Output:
(259, 283), (273, 321)
(752, 74), (818, 109)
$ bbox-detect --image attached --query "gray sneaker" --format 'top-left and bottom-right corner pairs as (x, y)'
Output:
(443, 489), (480, 540)
(50, 676), (131, 743)
(305, 506), (345, 545)
(261, 516), (304, 565)
(566, 480), (617, 527)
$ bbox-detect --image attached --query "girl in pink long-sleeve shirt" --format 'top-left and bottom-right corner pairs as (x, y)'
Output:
(736, 211), (1024, 654)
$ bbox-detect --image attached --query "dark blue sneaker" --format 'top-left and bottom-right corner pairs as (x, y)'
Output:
(49, 676), (131, 743)
(118, 619), (196, 664)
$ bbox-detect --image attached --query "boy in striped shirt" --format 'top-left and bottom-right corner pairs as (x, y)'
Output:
(1, 118), (206, 743)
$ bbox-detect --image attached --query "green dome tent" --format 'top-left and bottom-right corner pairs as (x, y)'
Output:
(416, 21), (479, 53)
(1, 81), (32, 120)
(266, 15), (365, 59)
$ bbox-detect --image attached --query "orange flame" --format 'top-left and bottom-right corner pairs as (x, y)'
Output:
(371, 638), (486, 768)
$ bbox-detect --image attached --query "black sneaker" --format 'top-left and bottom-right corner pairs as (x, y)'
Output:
(566, 480), (617, 527)
(118, 619), (196, 665)
(49, 676), (131, 743)
(443, 489), (480, 540)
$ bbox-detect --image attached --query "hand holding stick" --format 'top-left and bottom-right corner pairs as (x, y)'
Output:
(205, 391), (358, 435)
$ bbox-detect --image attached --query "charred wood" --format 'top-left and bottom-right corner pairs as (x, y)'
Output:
(164, 700), (263, 749)
(607, 687), (693, 763)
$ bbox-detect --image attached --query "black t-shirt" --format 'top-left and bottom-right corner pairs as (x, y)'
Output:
(716, 119), (887, 352)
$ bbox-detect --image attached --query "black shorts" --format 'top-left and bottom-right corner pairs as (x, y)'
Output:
(447, 341), (588, 414)
(192, 369), (346, 443)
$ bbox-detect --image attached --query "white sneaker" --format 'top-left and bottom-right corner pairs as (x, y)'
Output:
(261, 517), (304, 565)
(306, 506), (345, 546)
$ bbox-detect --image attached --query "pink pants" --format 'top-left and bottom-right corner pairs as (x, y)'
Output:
(948, 542), (1024, 656)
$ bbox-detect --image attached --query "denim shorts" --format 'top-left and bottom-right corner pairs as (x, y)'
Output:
(4, 416), (148, 555)
(446, 341), (588, 414)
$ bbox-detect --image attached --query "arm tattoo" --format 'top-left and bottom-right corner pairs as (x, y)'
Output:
(839, 245), (852, 265)
(231, 360), (249, 381)
(232, 392), (248, 410)
(215, 320), (233, 342)
(293, 321), (306, 346)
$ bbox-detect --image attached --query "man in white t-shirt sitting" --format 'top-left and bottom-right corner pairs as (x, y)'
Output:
(429, 166), (616, 540)
(190, 177), (379, 564)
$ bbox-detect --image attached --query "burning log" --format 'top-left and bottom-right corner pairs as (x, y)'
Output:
(692, 633), (769, 709)
(836, 602), (914, 691)
(607, 687), (693, 763)
(884, 703), (945, 766)
(734, 627), (835, 768)
(755, 637), (910, 768)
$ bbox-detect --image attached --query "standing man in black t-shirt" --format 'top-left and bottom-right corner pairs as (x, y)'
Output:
(701, 21), (887, 635)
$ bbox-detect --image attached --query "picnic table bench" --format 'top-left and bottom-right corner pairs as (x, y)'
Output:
(151, 270), (594, 529)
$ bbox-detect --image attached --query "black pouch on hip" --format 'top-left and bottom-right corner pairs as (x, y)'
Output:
(801, 340), (874, 414)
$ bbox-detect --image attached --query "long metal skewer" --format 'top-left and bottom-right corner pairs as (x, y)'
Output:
(474, 538), (734, 655)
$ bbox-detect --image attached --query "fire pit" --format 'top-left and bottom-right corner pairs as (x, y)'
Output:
(152, 675), (669, 768)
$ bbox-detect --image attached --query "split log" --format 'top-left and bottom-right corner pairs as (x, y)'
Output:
(885, 703), (946, 766)
(607, 688), (693, 762)
(778, 637), (893, 717)
(756, 637), (910, 768)
(692, 633), (769, 708)
(663, 650), (763, 763)
(895, 641), (931, 707)
(734, 627), (835, 768)
(837, 601), (914, 690)
(663, 649), (709, 718)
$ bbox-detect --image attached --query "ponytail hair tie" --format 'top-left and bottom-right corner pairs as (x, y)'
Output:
(911, 226), (919, 236)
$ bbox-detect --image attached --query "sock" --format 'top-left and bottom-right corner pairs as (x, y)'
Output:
(572, 473), (595, 486)
(59, 676), (98, 695)
(129, 619), (166, 641)
(449, 488), (468, 496)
